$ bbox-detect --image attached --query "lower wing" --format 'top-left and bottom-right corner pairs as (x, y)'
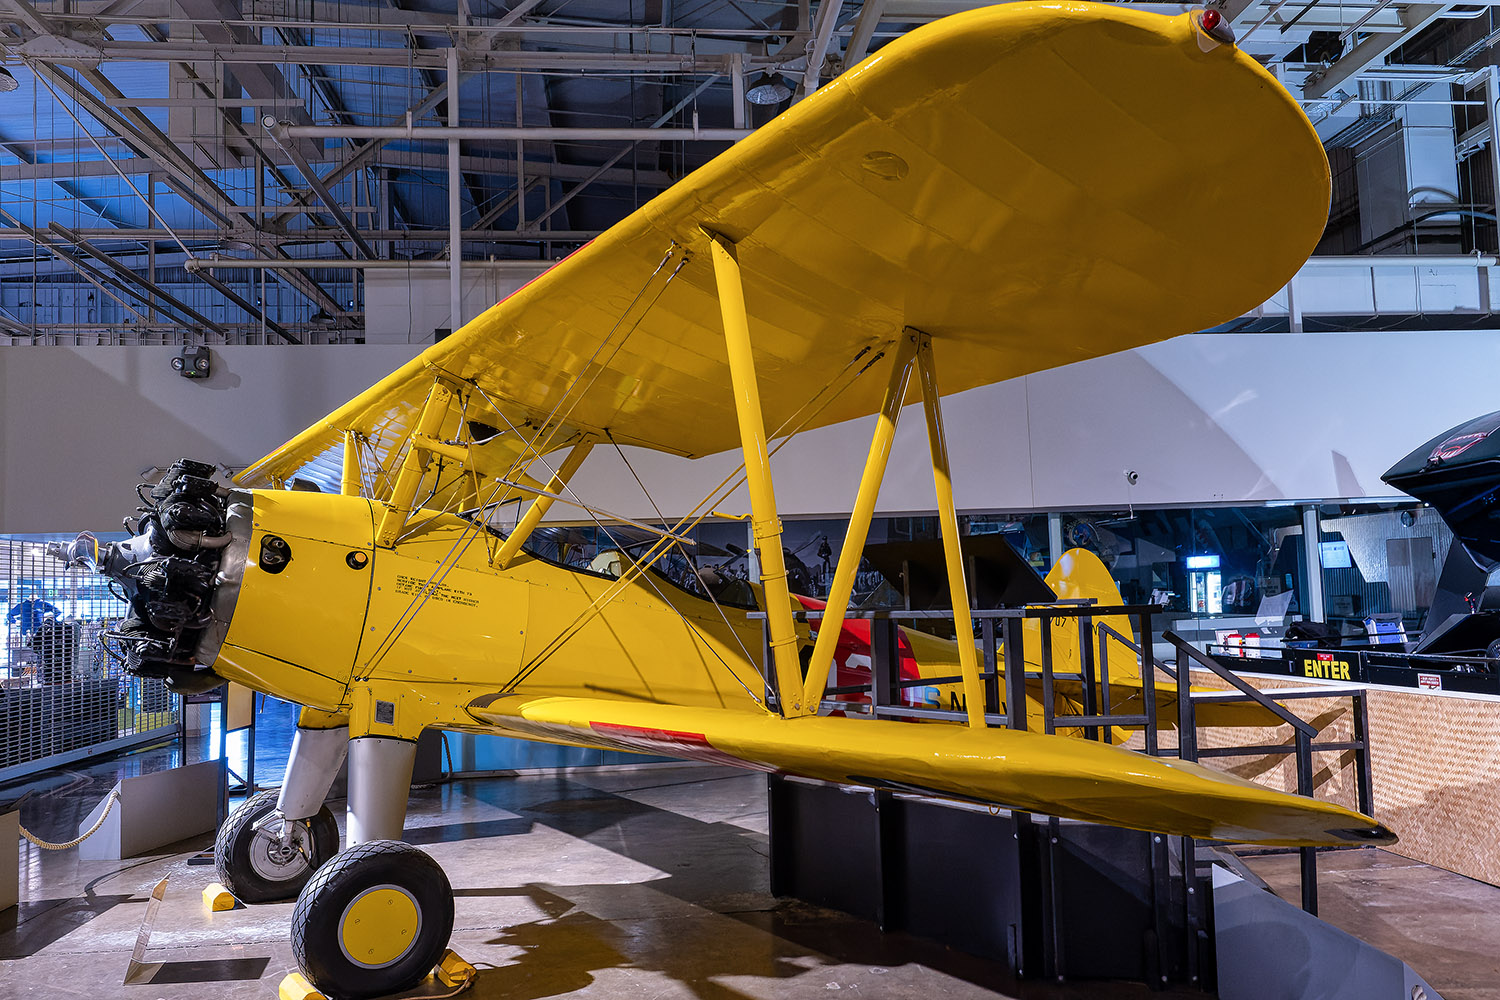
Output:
(467, 695), (1392, 848)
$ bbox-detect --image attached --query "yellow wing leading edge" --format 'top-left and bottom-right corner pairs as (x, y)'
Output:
(469, 695), (1393, 848)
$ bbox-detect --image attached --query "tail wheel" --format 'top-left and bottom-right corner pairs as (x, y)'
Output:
(214, 789), (340, 904)
(291, 840), (454, 1000)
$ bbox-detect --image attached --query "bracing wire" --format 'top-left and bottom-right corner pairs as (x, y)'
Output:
(497, 339), (887, 695)
(606, 429), (760, 674)
(495, 245), (688, 484)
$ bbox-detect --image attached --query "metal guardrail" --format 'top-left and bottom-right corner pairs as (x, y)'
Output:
(1162, 630), (1380, 916)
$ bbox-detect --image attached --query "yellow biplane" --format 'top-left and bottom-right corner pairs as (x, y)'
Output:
(69, 4), (1388, 997)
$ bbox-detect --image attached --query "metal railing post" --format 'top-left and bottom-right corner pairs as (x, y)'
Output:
(1138, 614), (1160, 757)
(1040, 614), (1056, 735)
(1173, 635), (1197, 762)
(1097, 626), (1113, 745)
(1078, 613), (1098, 741)
(1182, 833), (1201, 988)
(1295, 729), (1318, 915)
(1003, 613), (1027, 731)
(981, 618), (1000, 718)
(872, 616), (900, 711)
(1352, 690), (1376, 817)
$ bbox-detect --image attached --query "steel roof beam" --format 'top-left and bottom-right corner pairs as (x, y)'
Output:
(8, 227), (608, 241)
(190, 268), (301, 343)
(123, 53), (358, 321)
(272, 124), (752, 141)
(173, 0), (323, 159)
(1, 1), (246, 227)
(0, 129), (135, 231)
(49, 221), (230, 335)
(0, 207), (154, 325)
(519, 72), (724, 234)
(844, 0), (886, 66)
(1302, 3), (1454, 98)
(265, 130), (377, 259)
(28, 62), (241, 228)
(262, 78), (448, 232)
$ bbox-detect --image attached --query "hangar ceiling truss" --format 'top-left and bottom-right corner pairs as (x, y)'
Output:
(0, 0), (1496, 343)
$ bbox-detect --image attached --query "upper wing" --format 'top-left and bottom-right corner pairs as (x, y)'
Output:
(469, 694), (1391, 848)
(238, 2), (1328, 492)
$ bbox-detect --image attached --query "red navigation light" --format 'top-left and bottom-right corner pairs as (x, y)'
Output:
(1197, 7), (1236, 44)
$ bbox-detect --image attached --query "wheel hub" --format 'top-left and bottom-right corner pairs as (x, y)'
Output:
(338, 885), (422, 969)
(248, 818), (313, 881)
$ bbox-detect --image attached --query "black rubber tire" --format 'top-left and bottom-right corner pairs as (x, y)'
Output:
(291, 840), (454, 1000)
(214, 789), (340, 904)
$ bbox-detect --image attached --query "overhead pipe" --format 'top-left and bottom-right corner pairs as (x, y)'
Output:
(185, 258), (552, 271)
(39, 227), (605, 241)
(800, 0), (846, 96)
(447, 47), (463, 333)
(269, 122), (752, 142)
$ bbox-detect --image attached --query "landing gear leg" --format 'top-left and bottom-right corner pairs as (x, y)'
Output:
(345, 735), (416, 844)
(293, 732), (454, 999)
(214, 712), (346, 903)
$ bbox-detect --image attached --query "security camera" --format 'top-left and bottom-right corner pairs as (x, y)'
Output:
(1124, 469), (1139, 486)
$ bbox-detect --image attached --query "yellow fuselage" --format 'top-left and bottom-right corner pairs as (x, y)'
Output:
(211, 489), (768, 740)
(208, 488), (1180, 744)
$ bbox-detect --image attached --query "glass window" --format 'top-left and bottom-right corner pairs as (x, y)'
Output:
(1318, 502), (1447, 640)
(1054, 505), (1309, 630)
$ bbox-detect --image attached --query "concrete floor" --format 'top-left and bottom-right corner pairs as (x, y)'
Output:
(1, 746), (1496, 1000)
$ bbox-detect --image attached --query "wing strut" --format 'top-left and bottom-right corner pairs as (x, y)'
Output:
(341, 430), (361, 497)
(707, 233), (805, 716)
(916, 333), (986, 727)
(800, 330), (919, 711)
(493, 435), (597, 568)
(376, 380), (457, 547)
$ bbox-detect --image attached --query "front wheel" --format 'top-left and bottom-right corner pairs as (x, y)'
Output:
(215, 789), (340, 903)
(291, 840), (455, 1000)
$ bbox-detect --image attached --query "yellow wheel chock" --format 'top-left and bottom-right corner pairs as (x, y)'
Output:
(201, 882), (239, 912)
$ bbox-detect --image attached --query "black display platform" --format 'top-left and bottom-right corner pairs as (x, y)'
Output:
(768, 774), (1209, 990)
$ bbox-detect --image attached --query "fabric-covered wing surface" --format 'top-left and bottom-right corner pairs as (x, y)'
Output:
(469, 695), (1392, 848)
(238, 2), (1329, 494)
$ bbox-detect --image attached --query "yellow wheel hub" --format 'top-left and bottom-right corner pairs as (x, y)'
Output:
(339, 885), (421, 969)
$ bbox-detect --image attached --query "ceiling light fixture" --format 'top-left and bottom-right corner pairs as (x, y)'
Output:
(745, 72), (792, 106)
(0, 67), (19, 94)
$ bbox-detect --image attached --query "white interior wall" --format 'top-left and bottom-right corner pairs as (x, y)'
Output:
(2, 331), (1496, 535)
(0, 345), (422, 535)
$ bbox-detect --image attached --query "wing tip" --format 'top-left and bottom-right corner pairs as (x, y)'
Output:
(1331, 822), (1399, 847)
